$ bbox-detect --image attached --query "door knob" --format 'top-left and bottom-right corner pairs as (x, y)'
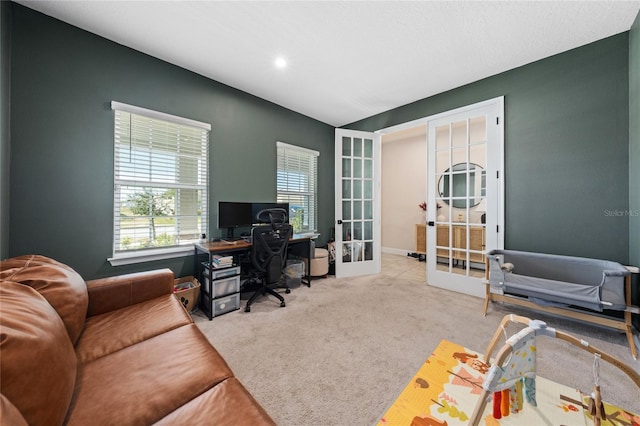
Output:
(337, 220), (343, 225)
(427, 221), (435, 227)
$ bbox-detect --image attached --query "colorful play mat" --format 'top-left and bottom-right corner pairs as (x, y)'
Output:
(377, 340), (639, 426)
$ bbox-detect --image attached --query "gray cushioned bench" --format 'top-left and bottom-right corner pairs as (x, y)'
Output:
(483, 249), (639, 359)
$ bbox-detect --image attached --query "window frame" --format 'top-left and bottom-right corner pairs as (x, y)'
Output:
(276, 141), (319, 234)
(108, 101), (210, 266)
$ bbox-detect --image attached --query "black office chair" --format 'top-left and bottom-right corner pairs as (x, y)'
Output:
(244, 208), (293, 312)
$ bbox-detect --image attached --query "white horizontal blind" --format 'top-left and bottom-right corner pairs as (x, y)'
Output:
(113, 104), (209, 254)
(276, 142), (319, 233)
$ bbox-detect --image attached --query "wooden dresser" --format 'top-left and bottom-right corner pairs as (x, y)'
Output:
(415, 223), (485, 263)
(436, 224), (485, 263)
(415, 224), (427, 255)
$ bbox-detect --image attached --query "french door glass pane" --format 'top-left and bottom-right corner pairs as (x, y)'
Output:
(353, 201), (362, 220)
(451, 120), (467, 147)
(470, 116), (486, 143)
(364, 201), (373, 220)
(342, 137), (351, 156)
(342, 222), (351, 240)
(353, 159), (362, 178)
(364, 180), (373, 199)
(364, 139), (373, 158)
(436, 125), (449, 150)
(353, 221), (362, 240)
(353, 180), (362, 199)
(342, 179), (351, 198)
(342, 158), (351, 178)
(364, 159), (373, 178)
(354, 138), (363, 157)
(364, 221), (373, 239)
(342, 201), (351, 220)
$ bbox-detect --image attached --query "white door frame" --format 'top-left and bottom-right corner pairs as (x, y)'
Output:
(375, 97), (504, 295)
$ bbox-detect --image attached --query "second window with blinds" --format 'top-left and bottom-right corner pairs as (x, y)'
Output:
(276, 142), (319, 234)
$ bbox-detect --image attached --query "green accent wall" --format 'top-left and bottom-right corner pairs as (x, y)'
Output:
(6, 3), (637, 278)
(0, 1), (10, 260)
(347, 34), (631, 264)
(630, 11), (640, 268)
(7, 4), (334, 279)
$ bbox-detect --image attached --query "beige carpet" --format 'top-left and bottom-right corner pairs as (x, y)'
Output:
(193, 254), (640, 425)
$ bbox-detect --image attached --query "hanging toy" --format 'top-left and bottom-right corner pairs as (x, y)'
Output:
(501, 389), (510, 417)
(587, 354), (606, 426)
(492, 391), (502, 419)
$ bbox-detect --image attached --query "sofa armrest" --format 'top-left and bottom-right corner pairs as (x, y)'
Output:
(85, 269), (174, 317)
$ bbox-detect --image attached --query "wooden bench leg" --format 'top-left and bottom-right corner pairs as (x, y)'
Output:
(623, 274), (638, 360)
(483, 284), (491, 317)
(624, 311), (637, 360)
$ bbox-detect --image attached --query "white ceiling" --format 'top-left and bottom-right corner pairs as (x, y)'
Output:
(17, 0), (640, 127)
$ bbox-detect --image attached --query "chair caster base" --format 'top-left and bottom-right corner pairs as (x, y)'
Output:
(280, 301), (286, 307)
(285, 288), (291, 294)
(245, 306), (251, 312)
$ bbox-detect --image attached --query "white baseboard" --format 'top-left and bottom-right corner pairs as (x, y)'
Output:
(382, 246), (411, 256)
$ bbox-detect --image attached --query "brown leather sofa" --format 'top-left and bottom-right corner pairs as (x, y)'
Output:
(0, 255), (275, 425)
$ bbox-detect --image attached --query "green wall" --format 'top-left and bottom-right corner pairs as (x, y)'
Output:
(6, 3), (636, 278)
(8, 4), (334, 279)
(347, 34), (631, 264)
(0, 1), (10, 261)
(630, 11), (640, 269)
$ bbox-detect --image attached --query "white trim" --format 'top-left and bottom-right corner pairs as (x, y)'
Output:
(496, 96), (505, 251)
(111, 101), (211, 131)
(276, 141), (319, 157)
(382, 246), (411, 256)
(295, 232), (321, 239)
(376, 96), (505, 138)
(108, 245), (193, 266)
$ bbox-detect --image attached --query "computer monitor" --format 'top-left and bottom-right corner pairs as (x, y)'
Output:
(251, 202), (290, 224)
(218, 202), (253, 238)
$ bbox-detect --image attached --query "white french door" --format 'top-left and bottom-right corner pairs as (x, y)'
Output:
(334, 129), (381, 278)
(426, 98), (504, 297)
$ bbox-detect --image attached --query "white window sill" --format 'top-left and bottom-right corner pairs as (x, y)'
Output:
(295, 232), (320, 239)
(108, 245), (195, 266)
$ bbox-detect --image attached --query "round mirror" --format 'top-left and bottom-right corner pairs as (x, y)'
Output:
(438, 163), (485, 208)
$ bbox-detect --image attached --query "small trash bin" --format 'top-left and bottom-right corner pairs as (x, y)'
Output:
(284, 259), (305, 289)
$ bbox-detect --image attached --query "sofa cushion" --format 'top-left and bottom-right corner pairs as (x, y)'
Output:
(154, 378), (275, 425)
(66, 323), (234, 425)
(0, 281), (77, 426)
(0, 255), (88, 344)
(75, 294), (193, 363)
(0, 394), (28, 426)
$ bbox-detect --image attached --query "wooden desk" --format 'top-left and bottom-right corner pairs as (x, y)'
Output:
(194, 235), (312, 319)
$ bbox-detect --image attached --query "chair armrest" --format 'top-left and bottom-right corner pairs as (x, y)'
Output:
(85, 269), (174, 317)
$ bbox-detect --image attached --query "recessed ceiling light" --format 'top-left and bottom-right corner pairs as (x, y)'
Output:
(274, 57), (287, 69)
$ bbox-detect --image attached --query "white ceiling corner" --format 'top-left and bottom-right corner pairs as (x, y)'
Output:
(16, 0), (640, 127)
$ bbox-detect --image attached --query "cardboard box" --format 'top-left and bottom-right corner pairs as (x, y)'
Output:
(173, 276), (200, 313)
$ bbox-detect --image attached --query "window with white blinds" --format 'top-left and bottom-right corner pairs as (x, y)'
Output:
(112, 102), (210, 256)
(276, 141), (319, 233)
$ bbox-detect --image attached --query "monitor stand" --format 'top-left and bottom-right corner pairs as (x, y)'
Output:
(224, 228), (242, 241)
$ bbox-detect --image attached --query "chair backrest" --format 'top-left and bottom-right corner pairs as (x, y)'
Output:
(251, 221), (293, 285)
(255, 208), (288, 225)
